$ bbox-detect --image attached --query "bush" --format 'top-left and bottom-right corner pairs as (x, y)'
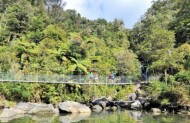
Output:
(175, 71), (190, 84)
(146, 81), (190, 105)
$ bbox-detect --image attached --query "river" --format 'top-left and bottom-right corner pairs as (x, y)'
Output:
(0, 110), (190, 123)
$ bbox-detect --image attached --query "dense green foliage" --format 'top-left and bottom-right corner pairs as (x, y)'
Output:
(0, 82), (134, 105)
(129, 0), (190, 104)
(130, 0), (190, 82)
(0, 0), (140, 77)
(0, 0), (190, 104)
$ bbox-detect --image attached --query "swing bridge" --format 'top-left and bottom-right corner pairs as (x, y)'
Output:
(0, 72), (157, 85)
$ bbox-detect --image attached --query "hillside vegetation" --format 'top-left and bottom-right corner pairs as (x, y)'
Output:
(0, 0), (190, 105)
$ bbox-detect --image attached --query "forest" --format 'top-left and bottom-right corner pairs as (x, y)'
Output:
(0, 0), (190, 106)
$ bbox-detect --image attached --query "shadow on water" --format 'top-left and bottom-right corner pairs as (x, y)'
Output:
(0, 110), (190, 123)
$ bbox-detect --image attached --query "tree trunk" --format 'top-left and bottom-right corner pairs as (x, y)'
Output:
(164, 69), (168, 85)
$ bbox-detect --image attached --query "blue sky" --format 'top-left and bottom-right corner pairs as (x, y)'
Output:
(64, 0), (154, 29)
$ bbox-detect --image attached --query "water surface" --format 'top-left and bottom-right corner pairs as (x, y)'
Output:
(1, 110), (190, 123)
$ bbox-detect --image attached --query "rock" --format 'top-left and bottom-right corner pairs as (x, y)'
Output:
(110, 106), (117, 111)
(187, 111), (190, 115)
(137, 97), (145, 104)
(92, 105), (102, 112)
(105, 101), (114, 107)
(151, 108), (161, 113)
(107, 96), (113, 101)
(151, 108), (161, 115)
(58, 101), (91, 113)
(144, 102), (150, 109)
(15, 103), (56, 115)
(15, 102), (42, 113)
(106, 107), (111, 110)
(13, 108), (26, 114)
(137, 97), (150, 109)
(128, 93), (137, 101)
(99, 101), (107, 110)
(115, 101), (132, 109)
(54, 108), (60, 114)
(131, 100), (142, 110)
(0, 108), (16, 118)
(92, 97), (108, 105)
(28, 104), (56, 115)
(15, 102), (30, 112)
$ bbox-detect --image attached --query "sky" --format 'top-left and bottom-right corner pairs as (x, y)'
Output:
(64, 0), (154, 29)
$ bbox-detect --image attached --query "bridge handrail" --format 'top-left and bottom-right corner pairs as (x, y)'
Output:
(0, 72), (138, 84)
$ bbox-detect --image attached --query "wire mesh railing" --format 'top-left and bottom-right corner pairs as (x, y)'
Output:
(0, 72), (140, 84)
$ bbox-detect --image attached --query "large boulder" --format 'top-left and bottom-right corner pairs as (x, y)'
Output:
(58, 101), (91, 113)
(15, 103), (57, 115)
(15, 102), (42, 113)
(13, 108), (26, 114)
(28, 104), (57, 115)
(0, 108), (16, 118)
(131, 100), (142, 110)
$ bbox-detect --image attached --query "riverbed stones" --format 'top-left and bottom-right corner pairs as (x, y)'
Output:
(58, 101), (91, 113)
(99, 101), (107, 109)
(92, 105), (102, 112)
(115, 101), (133, 108)
(131, 100), (142, 110)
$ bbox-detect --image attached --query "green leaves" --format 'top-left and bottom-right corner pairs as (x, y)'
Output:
(68, 57), (89, 74)
(115, 50), (140, 77)
(43, 25), (66, 41)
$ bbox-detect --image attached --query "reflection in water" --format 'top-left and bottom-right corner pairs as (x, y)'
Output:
(128, 111), (142, 121)
(0, 114), (58, 123)
(0, 114), (27, 123)
(59, 113), (90, 123)
(1, 110), (190, 123)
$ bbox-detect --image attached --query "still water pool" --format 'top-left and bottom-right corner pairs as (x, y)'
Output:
(0, 110), (190, 123)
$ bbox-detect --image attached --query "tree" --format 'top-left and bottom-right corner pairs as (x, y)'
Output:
(171, 0), (190, 46)
(147, 27), (181, 83)
(2, 0), (34, 42)
(115, 50), (140, 78)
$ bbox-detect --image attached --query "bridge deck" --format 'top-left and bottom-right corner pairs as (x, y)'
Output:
(0, 73), (152, 85)
(0, 79), (150, 85)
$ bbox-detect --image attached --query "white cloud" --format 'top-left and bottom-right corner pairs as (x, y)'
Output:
(64, 0), (154, 28)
